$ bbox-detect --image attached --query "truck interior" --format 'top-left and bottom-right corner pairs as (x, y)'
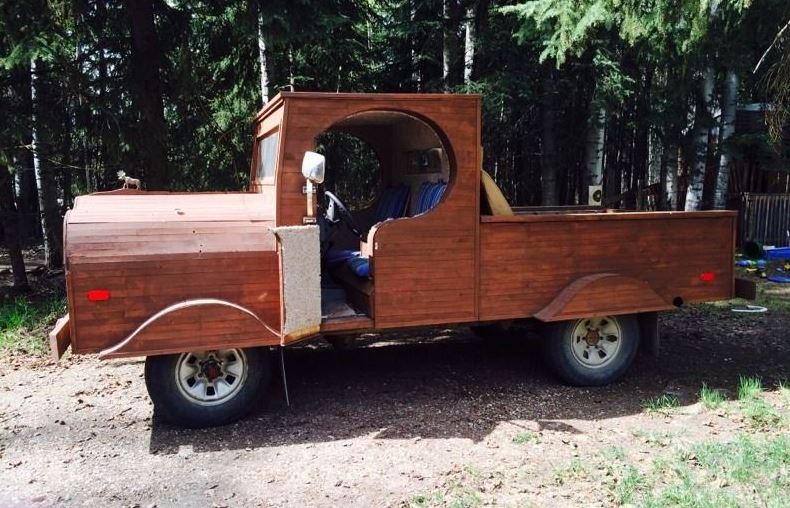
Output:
(314, 110), (453, 322)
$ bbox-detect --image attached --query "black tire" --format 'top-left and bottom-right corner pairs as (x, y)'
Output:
(145, 347), (272, 428)
(544, 314), (640, 386)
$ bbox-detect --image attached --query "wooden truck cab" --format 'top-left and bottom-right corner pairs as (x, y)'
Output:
(53, 92), (738, 427)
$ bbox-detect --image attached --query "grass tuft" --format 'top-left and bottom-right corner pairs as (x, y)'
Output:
(0, 297), (66, 355)
(512, 431), (537, 444)
(642, 394), (680, 414)
(743, 399), (784, 429)
(698, 383), (726, 410)
(737, 376), (763, 401)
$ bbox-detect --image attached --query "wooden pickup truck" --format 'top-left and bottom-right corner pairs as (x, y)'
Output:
(52, 92), (739, 427)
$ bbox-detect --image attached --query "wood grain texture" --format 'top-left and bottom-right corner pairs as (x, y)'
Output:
(259, 92), (482, 329)
(99, 300), (280, 359)
(533, 273), (671, 322)
(479, 213), (736, 321)
(48, 315), (71, 361)
(64, 193), (281, 355)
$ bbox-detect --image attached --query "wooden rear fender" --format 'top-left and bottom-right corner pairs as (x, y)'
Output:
(98, 299), (282, 359)
(534, 273), (673, 322)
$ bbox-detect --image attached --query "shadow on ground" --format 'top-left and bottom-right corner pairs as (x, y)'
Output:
(148, 305), (790, 455)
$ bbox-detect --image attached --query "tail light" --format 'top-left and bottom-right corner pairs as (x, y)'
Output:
(87, 289), (111, 302)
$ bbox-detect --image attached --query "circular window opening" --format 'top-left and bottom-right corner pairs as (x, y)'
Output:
(315, 132), (381, 212)
(315, 110), (452, 218)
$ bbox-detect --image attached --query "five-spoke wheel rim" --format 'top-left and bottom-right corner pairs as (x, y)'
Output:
(175, 349), (248, 406)
(569, 316), (623, 369)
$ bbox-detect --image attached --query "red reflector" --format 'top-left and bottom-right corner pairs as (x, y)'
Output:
(699, 272), (716, 282)
(87, 289), (111, 302)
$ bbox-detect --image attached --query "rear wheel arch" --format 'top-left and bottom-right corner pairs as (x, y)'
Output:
(98, 298), (281, 359)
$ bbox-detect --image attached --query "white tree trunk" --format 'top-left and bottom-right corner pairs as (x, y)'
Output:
(685, 65), (715, 211)
(30, 58), (61, 268)
(30, 58), (51, 266)
(442, 0), (450, 91)
(714, 70), (738, 209)
(584, 100), (606, 200)
(664, 143), (678, 210)
(411, 2), (420, 90)
(648, 133), (661, 185)
(288, 47), (295, 92)
(257, 11), (269, 105)
(463, 5), (475, 85)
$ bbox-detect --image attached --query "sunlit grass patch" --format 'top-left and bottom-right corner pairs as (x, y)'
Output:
(617, 434), (790, 507)
(553, 458), (587, 485)
(737, 376), (763, 401)
(512, 431), (537, 444)
(698, 383), (726, 410)
(743, 399), (784, 429)
(642, 394), (680, 414)
(0, 297), (66, 355)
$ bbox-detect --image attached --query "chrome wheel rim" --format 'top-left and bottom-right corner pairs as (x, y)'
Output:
(569, 316), (623, 369)
(175, 349), (248, 406)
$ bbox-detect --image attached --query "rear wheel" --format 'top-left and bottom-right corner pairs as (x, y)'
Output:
(145, 347), (272, 427)
(545, 315), (639, 386)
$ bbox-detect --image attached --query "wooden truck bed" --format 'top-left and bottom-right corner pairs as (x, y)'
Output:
(479, 210), (736, 321)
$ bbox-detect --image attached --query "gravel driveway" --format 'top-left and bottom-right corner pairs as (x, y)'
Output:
(1, 304), (789, 507)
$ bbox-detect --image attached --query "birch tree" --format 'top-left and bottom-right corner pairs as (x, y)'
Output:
(258, 8), (270, 105)
(463, 3), (476, 85)
(583, 96), (605, 203)
(713, 69), (737, 209)
(442, 0), (451, 91)
(684, 64), (715, 211)
(30, 58), (63, 268)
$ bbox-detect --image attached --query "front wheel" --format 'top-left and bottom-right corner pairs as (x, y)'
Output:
(545, 315), (640, 386)
(145, 347), (272, 427)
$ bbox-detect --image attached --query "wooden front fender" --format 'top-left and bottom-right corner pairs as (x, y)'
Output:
(534, 273), (673, 322)
(98, 299), (282, 359)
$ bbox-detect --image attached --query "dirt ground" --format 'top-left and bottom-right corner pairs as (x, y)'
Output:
(1, 293), (789, 507)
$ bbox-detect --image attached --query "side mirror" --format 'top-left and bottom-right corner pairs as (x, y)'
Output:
(302, 151), (325, 184)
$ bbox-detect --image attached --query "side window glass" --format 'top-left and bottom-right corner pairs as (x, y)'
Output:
(257, 132), (279, 183)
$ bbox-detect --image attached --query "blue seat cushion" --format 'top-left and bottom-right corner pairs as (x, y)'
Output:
(374, 184), (411, 222)
(326, 248), (371, 278)
(326, 248), (359, 268)
(347, 256), (371, 278)
(414, 180), (447, 215)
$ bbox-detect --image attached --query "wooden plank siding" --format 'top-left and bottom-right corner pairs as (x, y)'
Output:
(269, 92), (483, 329)
(64, 193), (281, 356)
(479, 212), (737, 321)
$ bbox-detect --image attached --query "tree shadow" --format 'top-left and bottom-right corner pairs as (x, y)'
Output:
(147, 311), (789, 455)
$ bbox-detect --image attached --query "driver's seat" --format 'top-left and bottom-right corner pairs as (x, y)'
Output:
(326, 185), (411, 279)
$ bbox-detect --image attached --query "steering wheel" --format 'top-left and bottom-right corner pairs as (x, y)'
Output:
(323, 190), (363, 240)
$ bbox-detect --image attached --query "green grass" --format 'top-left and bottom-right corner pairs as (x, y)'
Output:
(743, 399), (784, 429)
(699, 383), (726, 410)
(737, 376), (763, 401)
(553, 458), (587, 485)
(613, 465), (645, 505)
(613, 434), (790, 507)
(408, 481), (481, 508)
(512, 431), (537, 444)
(642, 394), (680, 414)
(0, 297), (66, 355)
